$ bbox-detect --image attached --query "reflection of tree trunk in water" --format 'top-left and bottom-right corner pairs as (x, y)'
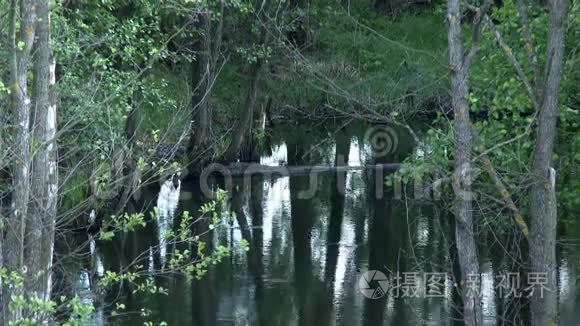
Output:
(432, 205), (450, 320)
(560, 257), (576, 325)
(366, 138), (410, 326)
(491, 233), (529, 326)
(389, 177), (408, 325)
(316, 130), (351, 325)
(338, 171), (368, 326)
(289, 139), (316, 326)
(191, 196), (217, 326)
(290, 174), (316, 326)
(418, 206), (435, 324)
(192, 273), (217, 326)
(325, 133), (350, 273)
(354, 165), (368, 246)
(446, 209), (464, 326)
(250, 176), (264, 257)
(422, 205), (436, 304)
(249, 175), (267, 325)
(489, 230), (528, 325)
(364, 161), (393, 326)
(364, 170), (388, 326)
(232, 180), (252, 243)
(489, 231), (506, 325)
(509, 233), (529, 325)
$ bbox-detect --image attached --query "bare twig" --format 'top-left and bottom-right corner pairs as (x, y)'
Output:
(463, 0), (494, 69)
(515, 0), (542, 96)
(482, 14), (539, 109)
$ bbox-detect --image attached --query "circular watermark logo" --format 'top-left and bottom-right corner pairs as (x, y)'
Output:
(359, 270), (389, 299)
(364, 126), (398, 157)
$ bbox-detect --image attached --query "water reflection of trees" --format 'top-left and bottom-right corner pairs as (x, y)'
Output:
(62, 123), (580, 325)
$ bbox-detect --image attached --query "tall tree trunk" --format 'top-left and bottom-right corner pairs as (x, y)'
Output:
(447, 0), (482, 323)
(528, 0), (568, 324)
(190, 9), (212, 153)
(26, 0), (57, 308)
(113, 88), (144, 215)
(225, 63), (262, 162)
(211, 0), (225, 75)
(3, 0), (36, 320)
(225, 0), (270, 162)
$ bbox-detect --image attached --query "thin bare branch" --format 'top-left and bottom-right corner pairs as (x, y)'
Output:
(483, 14), (539, 109)
(515, 0), (542, 96)
(463, 0), (494, 69)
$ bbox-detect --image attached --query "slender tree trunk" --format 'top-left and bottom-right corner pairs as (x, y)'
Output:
(225, 63), (262, 161)
(211, 0), (225, 76)
(225, 0), (270, 162)
(528, 0), (568, 324)
(231, 181), (252, 242)
(25, 0), (58, 310)
(447, 0), (482, 324)
(3, 0), (36, 320)
(26, 0), (56, 306)
(113, 88), (144, 215)
(190, 10), (212, 153)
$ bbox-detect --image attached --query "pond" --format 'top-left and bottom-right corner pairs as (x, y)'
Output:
(64, 122), (579, 325)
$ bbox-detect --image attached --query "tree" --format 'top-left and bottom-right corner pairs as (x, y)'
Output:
(3, 0), (36, 320)
(189, 8), (212, 153)
(1, 0), (58, 322)
(224, 0), (271, 162)
(528, 0), (568, 324)
(446, 0), (492, 324)
(26, 0), (58, 306)
(473, 0), (570, 322)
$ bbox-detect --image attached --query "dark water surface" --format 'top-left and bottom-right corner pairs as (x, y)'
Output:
(67, 123), (579, 325)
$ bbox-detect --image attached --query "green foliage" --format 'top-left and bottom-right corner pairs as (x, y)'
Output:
(0, 186), (236, 323)
(53, 0), (174, 157)
(396, 0), (579, 228)
(470, 0), (578, 212)
(92, 187), (236, 323)
(266, 3), (447, 111)
(1, 0), (577, 321)
(60, 172), (90, 211)
(0, 269), (94, 325)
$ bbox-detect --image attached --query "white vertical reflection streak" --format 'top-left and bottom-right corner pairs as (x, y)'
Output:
(481, 262), (496, 325)
(156, 178), (180, 269)
(332, 139), (358, 302)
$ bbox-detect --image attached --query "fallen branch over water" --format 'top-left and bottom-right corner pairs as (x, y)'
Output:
(198, 162), (402, 178)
